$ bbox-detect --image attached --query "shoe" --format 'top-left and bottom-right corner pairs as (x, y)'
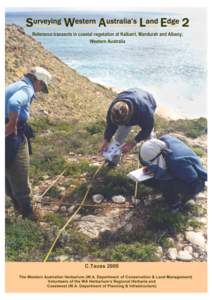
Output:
(22, 203), (39, 221)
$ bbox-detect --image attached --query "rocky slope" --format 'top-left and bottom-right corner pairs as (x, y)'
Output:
(5, 24), (207, 263)
(6, 24), (115, 123)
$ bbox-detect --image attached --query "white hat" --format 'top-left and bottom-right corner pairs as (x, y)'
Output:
(139, 138), (167, 170)
(29, 66), (52, 93)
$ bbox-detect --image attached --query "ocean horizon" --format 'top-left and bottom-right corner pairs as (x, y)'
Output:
(5, 9), (207, 118)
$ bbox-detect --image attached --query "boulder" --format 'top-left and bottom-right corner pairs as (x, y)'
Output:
(167, 248), (177, 260)
(177, 250), (192, 261)
(55, 255), (69, 262)
(185, 231), (206, 249)
(155, 246), (163, 259)
(184, 245), (193, 254)
(67, 205), (76, 214)
(92, 194), (104, 204)
(185, 199), (196, 207)
(52, 205), (59, 212)
(60, 206), (67, 213)
(124, 223), (133, 233)
(112, 195), (126, 204)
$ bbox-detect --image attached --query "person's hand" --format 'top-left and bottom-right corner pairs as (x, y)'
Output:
(100, 139), (109, 153)
(121, 142), (136, 153)
(142, 166), (149, 174)
(5, 112), (18, 137)
(5, 123), (17, 137)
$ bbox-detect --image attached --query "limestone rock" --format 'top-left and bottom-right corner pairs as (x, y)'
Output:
(52, 205), (59, 212)
(60, 206), (67, 212)
(177, 250), (192, 261)
(76, 209), (129, 239)
(72, 214), (81, 221)
(92, 194), (104, 204)
(193, 252), (199, 259)
(58, 186), (66, 192)
(185, 199), (196, 207)
(196, 192), (207, 201)
(167, 248), (177, 260)
(55, 255), (69, 262)
(39, 222), (49, 230)
(124, 211), (134, 221)
(193, 217), (207, 225)
(67, 205), (75, 214)
(112, 195), (126, 204)
(155, 246), (163, 259)
(185, 231), (206, 249)
(124, 223), (133, 232)
(184, 245), (193, 254)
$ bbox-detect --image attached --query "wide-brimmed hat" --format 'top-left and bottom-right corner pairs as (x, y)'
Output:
(29, 66), (52, 93)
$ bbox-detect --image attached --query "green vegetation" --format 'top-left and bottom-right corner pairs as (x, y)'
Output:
(148, 207), (189, 233)
(6, 116), (207, 262)
(94, 242), (159, 262)
(191, 146), (206, 157)
(190, 204), (207, 217)
(85, 120), (106, 135)
(159, 236), (175, 249)
(5, 219), (47, 261)
(44, 213), (65, 227)
(155, 115), (207, 138)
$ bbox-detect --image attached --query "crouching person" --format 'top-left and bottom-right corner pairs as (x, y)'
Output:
(139, 135), (207, 211)
(5, 66), (52, 219)
(100, 88), (157, 165)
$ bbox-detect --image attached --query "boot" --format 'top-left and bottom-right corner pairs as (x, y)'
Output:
(21, 202), (38, 221)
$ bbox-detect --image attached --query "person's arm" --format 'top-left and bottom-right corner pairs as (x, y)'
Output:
(6, 89), (28, 136)
(103, 110), (118, 142)
(101, 107), (118, 153)
(5, 112), (19, 136)
(134, 113), (154, 142)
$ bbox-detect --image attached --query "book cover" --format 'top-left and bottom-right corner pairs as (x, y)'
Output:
(4, 4), (208, 293)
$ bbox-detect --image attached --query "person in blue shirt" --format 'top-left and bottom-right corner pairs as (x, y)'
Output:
(5, 66), (52, 219)
(100, 88), (157, 165)
(138, 135), (207, 211)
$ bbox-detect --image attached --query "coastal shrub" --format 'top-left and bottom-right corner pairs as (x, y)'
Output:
(94, 242), (159, 261)
(5, 219), (46, 261)
(191, 146), (205, 157)
(85, 120), (106, 135)
(44, 213), (65, 227)
(169, 118), (207, 138)
(148, 209), (188, 233)
(155, 116), (207, 138)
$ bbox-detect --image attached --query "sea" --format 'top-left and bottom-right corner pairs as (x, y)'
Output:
(5, 9), (207, 118)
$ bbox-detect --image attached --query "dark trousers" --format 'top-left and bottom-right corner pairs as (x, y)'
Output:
(5, 136), (33, 217)
(143, 178), (203, 204)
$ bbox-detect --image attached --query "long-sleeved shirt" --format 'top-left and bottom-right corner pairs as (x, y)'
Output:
(5, 76), (36, 121)
(104, 88), (157, 143)
(147, 135), (207, 194)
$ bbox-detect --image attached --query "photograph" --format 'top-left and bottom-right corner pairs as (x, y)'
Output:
(4, 5), (208, 293)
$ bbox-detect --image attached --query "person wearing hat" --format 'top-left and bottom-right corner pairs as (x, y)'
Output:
(100, 88), (157, 164)
(139, 135), (207, 211)
(5, 66), (52, 219)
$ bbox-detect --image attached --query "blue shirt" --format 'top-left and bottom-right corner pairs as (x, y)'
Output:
(148, 135), (207, 194)
(5, 76), (36, 121)
(104, 88), (157, 142)
(160, 135), (207, 183)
